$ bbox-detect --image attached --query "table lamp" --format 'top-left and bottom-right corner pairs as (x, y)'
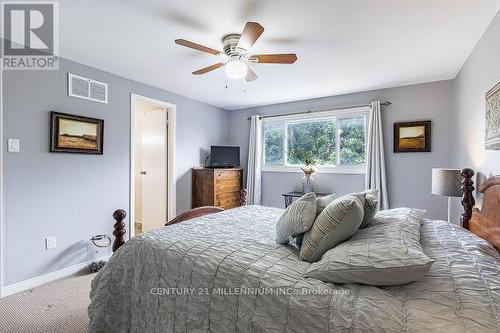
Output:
(431, 168), (463, 222)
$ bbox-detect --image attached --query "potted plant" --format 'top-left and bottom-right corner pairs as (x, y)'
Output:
(301, 158), (317, 193)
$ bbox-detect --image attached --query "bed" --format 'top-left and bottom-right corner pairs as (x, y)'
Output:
(88, 173), (500, 332)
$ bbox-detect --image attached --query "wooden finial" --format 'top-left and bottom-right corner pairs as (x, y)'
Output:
(460, 168), (475, 230)
(112, 209), (127, 252)
(240, 188), (248, 206)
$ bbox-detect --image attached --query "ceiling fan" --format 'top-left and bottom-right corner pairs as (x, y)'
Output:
(175, 21), (297, 82)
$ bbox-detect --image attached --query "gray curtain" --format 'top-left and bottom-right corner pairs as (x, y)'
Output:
(365, 101), (389, 209)
(246, 115), (263, 205)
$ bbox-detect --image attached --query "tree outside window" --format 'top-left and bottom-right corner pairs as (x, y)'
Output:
(263, 112), (367, 169)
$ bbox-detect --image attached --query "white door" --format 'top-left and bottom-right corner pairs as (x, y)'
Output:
(141, 109), (167, 231)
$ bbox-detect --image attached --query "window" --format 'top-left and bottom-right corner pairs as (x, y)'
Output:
(339, 117), (366, 165)
(262, 107), (368, 173)
(263, 122), (285, 165)
(287, 119), (336, 166)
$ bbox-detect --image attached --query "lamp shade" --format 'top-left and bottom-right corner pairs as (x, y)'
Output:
(431, 168), (463, 197)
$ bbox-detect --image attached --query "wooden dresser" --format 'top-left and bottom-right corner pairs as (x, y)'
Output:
(192, 167), (243, 209)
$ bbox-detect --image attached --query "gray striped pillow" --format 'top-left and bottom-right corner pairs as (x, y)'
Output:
(275, 193), (317, 245)
(299, 194), (365, 262)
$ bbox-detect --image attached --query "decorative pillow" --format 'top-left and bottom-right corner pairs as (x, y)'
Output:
(315, 193), (336, 216)
(360, 189), (379, 228)
(304, 208), (433, 285)
(275, 192), (317, 245)
(371, 207), (426, 226)
(293, 192), (338, 249)
(299, 194), (365, 262)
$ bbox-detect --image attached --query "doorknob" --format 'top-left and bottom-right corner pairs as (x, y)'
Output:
(140, 171), (147, 175)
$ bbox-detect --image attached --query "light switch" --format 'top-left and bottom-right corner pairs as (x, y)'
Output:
(46, 236), (57, 250)
(8, 139), (20, 153)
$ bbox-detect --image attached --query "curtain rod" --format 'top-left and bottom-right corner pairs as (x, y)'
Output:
(246, 101), (392, 120)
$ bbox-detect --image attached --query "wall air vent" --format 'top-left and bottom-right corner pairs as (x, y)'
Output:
(68, 73), (108, 104)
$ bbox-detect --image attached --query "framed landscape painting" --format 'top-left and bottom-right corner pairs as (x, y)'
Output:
(50, 111), (104, 154)
(485, 82), (500, 150)
(394, 120), (431, 153)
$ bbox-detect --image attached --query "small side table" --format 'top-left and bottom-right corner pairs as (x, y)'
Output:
(282, 191), (329, 208)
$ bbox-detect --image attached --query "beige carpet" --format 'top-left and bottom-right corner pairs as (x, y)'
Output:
(0, 272), (95, 333)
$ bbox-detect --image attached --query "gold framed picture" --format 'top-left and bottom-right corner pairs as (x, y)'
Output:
(485, 82), (500, 150)
(50, 111), (104, 154)
(394, 120), (431, 153)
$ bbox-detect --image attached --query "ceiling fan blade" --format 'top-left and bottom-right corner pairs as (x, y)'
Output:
(253, 54), (297, 64)
(175, 39), (221, 55)
(245, 67), (258, 82)
(237, 22), (264, 51)
(192, 63), (225, 75)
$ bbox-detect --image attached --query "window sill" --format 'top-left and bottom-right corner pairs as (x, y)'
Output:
(261, 165), (366, 175)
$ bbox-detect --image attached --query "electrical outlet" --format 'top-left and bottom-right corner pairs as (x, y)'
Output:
(46, 236), (56, 250)
(8, 139), (20, 153)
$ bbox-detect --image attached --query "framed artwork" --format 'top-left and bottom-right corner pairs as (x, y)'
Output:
(50, 111), (104, 154)
(393, 120), (431, 153)
(485, 82), (500, 150)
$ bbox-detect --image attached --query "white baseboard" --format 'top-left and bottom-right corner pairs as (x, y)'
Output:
(1, 256), (109, 298)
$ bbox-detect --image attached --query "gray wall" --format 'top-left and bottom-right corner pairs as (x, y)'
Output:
(229, 81), (454, 219)
(450, 10), (500, 221)
(2, 58), (230, 285)
(6, 9), (500, 285)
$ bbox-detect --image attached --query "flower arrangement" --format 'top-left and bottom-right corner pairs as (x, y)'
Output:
(300, 158), (317, 193)
(300, 158), (318, 177)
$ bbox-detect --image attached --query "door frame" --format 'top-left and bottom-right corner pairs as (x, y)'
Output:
(130, 93), (176, 237)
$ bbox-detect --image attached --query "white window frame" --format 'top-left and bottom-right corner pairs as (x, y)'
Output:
(261, 106), (369, 174)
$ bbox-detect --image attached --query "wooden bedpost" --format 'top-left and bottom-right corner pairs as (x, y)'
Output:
(112, 209), (127, 252)
(240, 188), (248, 206)
(460, 168), (475, 230)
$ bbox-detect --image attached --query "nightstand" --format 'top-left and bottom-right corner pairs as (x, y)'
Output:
(282, 191), (329, 208)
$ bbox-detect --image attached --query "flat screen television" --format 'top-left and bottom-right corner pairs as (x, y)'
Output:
(210, 146), (240, 168)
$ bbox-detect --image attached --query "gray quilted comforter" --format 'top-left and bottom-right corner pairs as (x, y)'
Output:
(88, 205), (500, 332)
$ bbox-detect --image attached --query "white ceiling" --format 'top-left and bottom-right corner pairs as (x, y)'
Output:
(59, 0), (500, 110)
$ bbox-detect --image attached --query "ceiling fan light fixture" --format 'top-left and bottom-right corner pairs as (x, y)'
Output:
(225, 60), (248, 80)
(175, 21), (297, 82)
